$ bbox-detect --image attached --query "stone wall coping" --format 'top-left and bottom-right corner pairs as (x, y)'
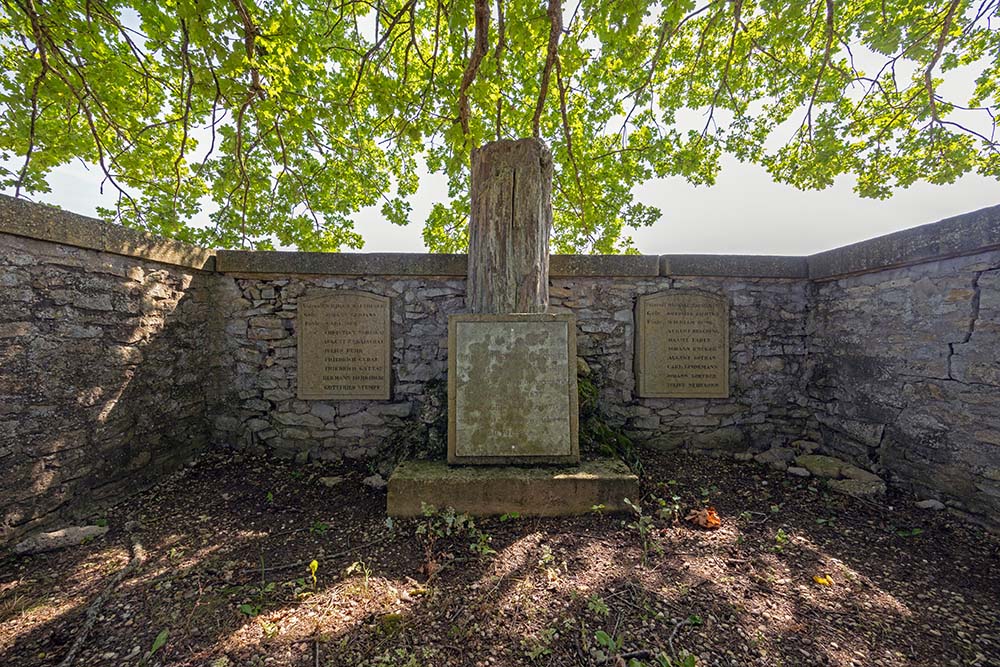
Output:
(217, 250), (660, 277)
(661, 254), (808, 278)
(2, 194), (998, 279)
(808, 203), (1000, 280)
(0, 194), (215, 270)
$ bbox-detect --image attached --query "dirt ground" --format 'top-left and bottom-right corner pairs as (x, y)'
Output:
(2, 448), (998, 667)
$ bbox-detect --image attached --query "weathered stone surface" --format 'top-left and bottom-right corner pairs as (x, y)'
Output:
(808, 247), (1000, 524)
(635, 290), (729, 398)
(387, 459), (639, 517)
(0, 230), (217, 547)
(915, 499), (946, 511)
(795, 454), (844, 479)
(14, 525), (109, 554)
(297, 291), (390, 400)
(6, 195), (1000, 536)
(840, 464), (883, 484)
(828, 478), (887, 498)
(362, 473), (387, 490)
(755, 447), (796, 468)
(808, 203), (1000, 279)
(787, 466), (811, 477)
(319, 476), (344, 488)
(791, 440), (820, 454)
(0, 194), (214, 269)
(691, 427), (745, 451)
(661, 254), (808, 278)
(448, 314), (579, 464)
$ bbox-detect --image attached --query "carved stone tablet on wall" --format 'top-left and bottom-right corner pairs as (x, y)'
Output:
(297, 291), (390, 400)
(448, 313), (579, 464)
(635, 290), (729, 398)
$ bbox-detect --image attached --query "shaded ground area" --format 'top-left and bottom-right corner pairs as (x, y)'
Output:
(2, 449), (998, 667)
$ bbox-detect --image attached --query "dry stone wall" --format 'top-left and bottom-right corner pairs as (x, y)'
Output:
(808, 250), (1000, 522)
(0, 205), (221, 545)
(1, 195), (998, 539)
(210, 267), (813, 470)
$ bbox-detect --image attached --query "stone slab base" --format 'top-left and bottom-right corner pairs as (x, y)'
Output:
(387, 459), (639, 517)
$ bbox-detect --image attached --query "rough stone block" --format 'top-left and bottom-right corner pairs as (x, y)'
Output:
(795, 454), (845, 479)
(387, 459), (639, 517)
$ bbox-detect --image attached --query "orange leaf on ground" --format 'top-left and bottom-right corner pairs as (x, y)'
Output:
(686, 507), (722, 529)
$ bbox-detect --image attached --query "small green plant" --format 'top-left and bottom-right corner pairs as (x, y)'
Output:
(523, 628), (557, 660)
(586, 594), (609, 617)
(499, 512), (521, 522)
(310, 521), (329, 535)
(265, 491), (274, 503)
(656, 654), (697, 667)
(238, 603), (261, 617)
(94, 517), (108, 528)
(592, 630), (624, 662)
(773, 528), (790, 552)
(138, 629), (168, 665)
(416, 504), (495, 576)
(624, 498), (661, 564)
(590, 503), (607, 515)
(344, 560), (371, 592)
(654, 493), (683, 523)
(895, 527), (924, 538)
(815, 517), (836, 526)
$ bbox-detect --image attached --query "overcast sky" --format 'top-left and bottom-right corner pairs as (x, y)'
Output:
(15, 154), (996, 256)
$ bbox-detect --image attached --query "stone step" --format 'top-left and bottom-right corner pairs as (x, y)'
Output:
(387, 459), (639, 517)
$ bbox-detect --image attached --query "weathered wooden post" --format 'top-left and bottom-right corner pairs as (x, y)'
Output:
(467, 138), (552, 314)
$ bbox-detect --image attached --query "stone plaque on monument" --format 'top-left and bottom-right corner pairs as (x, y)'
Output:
(635, 290), (729, 398)
(297, 291), (390, 400)
(448, 313), (579, 464)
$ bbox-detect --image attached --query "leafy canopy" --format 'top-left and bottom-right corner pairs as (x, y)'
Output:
(1, 0), (998, 252)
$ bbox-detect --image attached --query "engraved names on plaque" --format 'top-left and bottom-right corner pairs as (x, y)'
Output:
(635, 290), (729, 398)
(297, 291), (391, 400)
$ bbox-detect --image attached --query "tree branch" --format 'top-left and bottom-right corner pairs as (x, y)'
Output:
(532, 0), (562, 137)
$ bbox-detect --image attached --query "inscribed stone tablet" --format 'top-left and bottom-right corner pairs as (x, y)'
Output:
(297, 291), (390, 400)
(448, 314), (579, 464)
(635, 290), (729, 398)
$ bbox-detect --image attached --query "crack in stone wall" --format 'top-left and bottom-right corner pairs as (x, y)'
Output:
(810, 253), (1000, 525)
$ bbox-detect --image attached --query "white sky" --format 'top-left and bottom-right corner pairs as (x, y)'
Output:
(13, 157), (998, 255)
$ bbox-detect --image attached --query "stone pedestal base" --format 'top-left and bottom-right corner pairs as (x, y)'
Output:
(386, 459), (638, 517)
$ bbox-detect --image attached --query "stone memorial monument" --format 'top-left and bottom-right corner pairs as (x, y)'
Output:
(448, 138), (579, 465)
(388, 138), (637, 515)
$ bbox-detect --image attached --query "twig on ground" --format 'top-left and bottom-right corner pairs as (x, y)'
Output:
(58, 528), (147, 667)
(599, 649), (655, 664)
(667, 617), (692, 658)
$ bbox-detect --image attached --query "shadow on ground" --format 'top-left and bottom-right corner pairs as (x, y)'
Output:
(1, 448), (998, 667)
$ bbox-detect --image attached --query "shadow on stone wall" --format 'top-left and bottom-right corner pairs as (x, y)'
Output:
(0, 232), (217, 547)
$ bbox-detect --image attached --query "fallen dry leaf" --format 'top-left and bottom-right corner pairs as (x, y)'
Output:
(686, 506), (722, 529)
